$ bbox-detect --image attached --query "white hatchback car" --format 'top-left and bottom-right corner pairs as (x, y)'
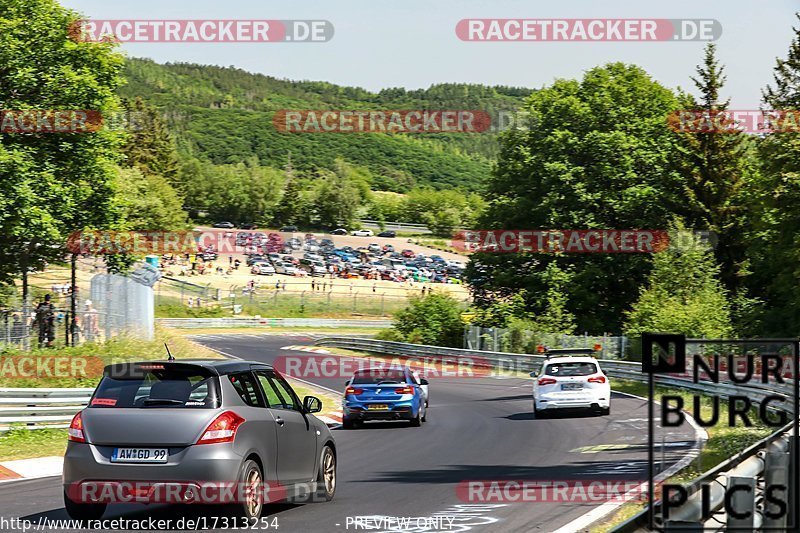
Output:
(531, 354), (610, 416)
(351, 229), (374, 237)
(250, 262), (276, 275)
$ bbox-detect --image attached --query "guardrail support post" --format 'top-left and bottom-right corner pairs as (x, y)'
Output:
(763, 445), (790, 530)
(726, 476), (756, 530)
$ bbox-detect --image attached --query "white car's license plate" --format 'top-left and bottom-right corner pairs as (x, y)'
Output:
(561, 383), (583, 391)
(111, 448), (168, 463)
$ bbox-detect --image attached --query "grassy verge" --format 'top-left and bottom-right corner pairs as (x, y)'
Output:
(590, 379), (774, 533)
(0, 427), (68, 462)
(156, 294), (406, 319)
(0, 327), (222, 388)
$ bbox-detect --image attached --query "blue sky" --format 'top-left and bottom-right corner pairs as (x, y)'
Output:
(62, 0), (798, 107)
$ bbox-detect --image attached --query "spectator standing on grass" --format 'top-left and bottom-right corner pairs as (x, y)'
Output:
(372, 283), (376, 293)
(82, 300), (99, 343)
(322, 281), (327, 291)
(11, 313), (24, 345)
(275, 280), (280, 290)
(34, 294), (56, 348)
(311, 279), (316, 291)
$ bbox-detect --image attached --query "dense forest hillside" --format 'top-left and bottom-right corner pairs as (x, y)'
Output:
(120, 58), (533, 191)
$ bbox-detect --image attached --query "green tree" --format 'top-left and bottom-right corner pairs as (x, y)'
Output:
(311, 160), (366, 229)
(672, 44), (756, 291)
(392, 293), (465, 347)
(624, 227), (733, 338)
(0, 0), (125, 284)
(120, 97), (180, 185)
(749, 14), (800, 334)
(468, 63), (686, 333)
(115, 167), (188, 230)
(273, 177), (305, 226)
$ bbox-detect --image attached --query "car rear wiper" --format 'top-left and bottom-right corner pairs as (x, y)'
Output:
(142, 398), (185, 406)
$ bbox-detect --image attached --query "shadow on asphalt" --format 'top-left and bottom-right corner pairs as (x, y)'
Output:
(479, 394), (532, 402)
(334, 420), (416, 431)
(505, 410), (605, 421)
(353, 462), (653, 484)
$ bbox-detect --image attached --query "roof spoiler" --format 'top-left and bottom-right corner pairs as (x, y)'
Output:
(544, 348), (595, 359)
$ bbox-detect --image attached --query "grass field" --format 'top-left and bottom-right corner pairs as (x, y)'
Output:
(0, 327), (222, 388)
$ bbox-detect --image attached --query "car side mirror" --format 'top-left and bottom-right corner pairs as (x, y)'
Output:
(420, 378), (429, 385)
(303, 396), (322, 413)
(529, 371), (537, 378)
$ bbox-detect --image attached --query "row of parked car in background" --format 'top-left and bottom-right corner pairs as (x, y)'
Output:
(213, 221), (396, 239)
(237, 232), (464, 283)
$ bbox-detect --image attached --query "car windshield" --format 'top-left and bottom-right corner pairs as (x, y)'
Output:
(90, 365), (221, 408)
(544, 362), (598, 377)
(351, 369), (407, 385)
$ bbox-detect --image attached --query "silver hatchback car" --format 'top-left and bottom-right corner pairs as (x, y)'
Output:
(63, 360), (336, 520)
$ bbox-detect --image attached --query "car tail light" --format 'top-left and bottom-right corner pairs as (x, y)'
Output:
(538, 377), (557, 386)
(345, 387), (363, 396)
(394, 386), (414, 394)
(588, 375), (607, 384)
(68, 411), (86, 443)
(197, 411), (245, 445)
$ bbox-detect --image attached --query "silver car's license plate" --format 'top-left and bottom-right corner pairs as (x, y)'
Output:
(111, 448), (168, 463)
(561, 383), (583, 391)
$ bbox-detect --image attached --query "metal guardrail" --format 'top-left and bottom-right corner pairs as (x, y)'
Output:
(313, 336), (798, 532)
(359, 219), (432, 234)
(0, 388), (92, 429)
(157, 318), (392, 329)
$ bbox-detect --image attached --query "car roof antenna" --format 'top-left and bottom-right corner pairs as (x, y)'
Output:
(165, 343), (175, 361)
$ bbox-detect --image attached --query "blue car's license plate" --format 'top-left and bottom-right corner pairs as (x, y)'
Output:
(367, 404), (389, 411)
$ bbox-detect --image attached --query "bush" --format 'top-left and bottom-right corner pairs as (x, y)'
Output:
(391, 293), (464, 347)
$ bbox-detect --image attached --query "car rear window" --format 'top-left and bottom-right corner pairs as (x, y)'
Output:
(351, 369), (407, 385)
(544, 362), (598, 377)
(90, 364), (220, 408)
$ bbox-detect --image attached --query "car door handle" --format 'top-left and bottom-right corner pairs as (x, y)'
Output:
(275, 417), (285, 426)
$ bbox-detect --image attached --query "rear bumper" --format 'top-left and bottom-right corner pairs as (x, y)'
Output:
(343, 401), (417, 421)
(535, 392), (609, 410)
(63, 442), (244, 489)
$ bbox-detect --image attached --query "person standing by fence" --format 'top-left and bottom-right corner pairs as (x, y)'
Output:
(82, 300), (100, 343)
(34, 294), (56, 348)
(11, 313), (25, 345)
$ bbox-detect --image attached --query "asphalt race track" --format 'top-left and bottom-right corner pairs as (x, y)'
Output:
(0, 335), (700, 533)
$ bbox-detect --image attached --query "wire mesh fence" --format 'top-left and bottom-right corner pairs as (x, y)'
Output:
(1, 261), (156, 351)
(463, 325), (628, 359)
(0, 306), (123, 350)
(154, 276), (471, 318)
